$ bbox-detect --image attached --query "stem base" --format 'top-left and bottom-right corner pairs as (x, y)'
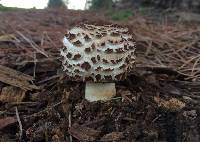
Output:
(85, 82), (116, 102)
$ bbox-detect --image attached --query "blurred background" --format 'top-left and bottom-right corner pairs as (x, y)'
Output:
(0, 0), (200, 23)
(85, 0), (200, 13)
(0, 0), (200, 12)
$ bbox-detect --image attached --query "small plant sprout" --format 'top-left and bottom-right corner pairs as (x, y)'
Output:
(60, 23), (136, 102)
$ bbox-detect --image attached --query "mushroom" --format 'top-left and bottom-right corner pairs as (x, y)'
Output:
(60, 23), (136, 102)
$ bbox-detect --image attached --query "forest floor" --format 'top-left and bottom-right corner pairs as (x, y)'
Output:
(0, 9), (199, 142)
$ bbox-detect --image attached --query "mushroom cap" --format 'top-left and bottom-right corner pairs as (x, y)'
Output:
(60, 23), (136, 82)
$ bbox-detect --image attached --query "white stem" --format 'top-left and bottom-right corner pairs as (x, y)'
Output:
(85, 82), (116, 102)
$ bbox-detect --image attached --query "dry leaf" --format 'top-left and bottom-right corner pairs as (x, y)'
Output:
(154, 97), (185, 111)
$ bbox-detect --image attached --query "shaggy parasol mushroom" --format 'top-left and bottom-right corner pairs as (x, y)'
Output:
(60, 23), (136, 102)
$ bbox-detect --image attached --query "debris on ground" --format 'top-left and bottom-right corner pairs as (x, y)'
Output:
(0, 9), (199, 141)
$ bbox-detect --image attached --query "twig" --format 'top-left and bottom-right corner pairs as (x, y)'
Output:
(179, 54), (200, 69)
(191, 56), (200, 75)
(37, 74), (60, 84)
(16, 31), (49, 57)
(40, 32), (45, 47)
(15, 107), (23, 141)
(23, 101), (63, 119)
(152, 114), (162, 123)
(33, 52), (37, 79)
(14, 57), (60, 66)
(145, 40), (152, 56)
(69, 111), (73, 142)
(44, 32), (57, 48)
(172, 40), (198, 54)
(10, 102), (38, 105)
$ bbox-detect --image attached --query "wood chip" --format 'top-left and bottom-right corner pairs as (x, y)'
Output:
(0, 86), (26, 103)
(68, 124), (101, 141)
(100, 132), (124, 141)
(0, 65), (39, 90)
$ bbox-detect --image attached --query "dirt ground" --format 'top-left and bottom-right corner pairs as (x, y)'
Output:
(0, 9), (199, 142)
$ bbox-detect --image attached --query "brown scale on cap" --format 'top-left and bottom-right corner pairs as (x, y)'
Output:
(67, 64), (72, 68)
(122, 31), (129, 34)
(85, 27), (93, 30)
(104, 75), (112, 80)
(85, 47), (91, 53)
(131, 51), (135, 55)
(108, 40), (114, 44)
(101, 32), (107, 36)
(102, 59), (109, 64)
(95, 66), (102, 71)
(108, 39), (121, 45)
(128, 45), (135, 50)
(124, 44), (128, 50)
(91, 57), (97, 64)
(66, 52), (72, 58)
(74, 69), (80, 73)
(73, 40), (82, 47)
(116, 58), (123, 63)
(128, 38), (136, 42)
(74, 75), (81, 80)
(62, 46), (68, 52)
(90, 33), (94, 36)
(111, 32), (120, 37)
(63, 61), (68, 67)
(97, 49), (101, 52)
(105, 48), (113, 53)
(119, 64), (126, 69)
(97, 55), (101, 61)
(91, 43), (95, 50)
(61, 23), (136, 82)
(96, 34), (102, 38)
(115, 40), (120, 44)
(101, 42), (105, 47)
(84, 34), (91, 42)
(73, 54), (81, 60)
(121, 37), (128, 42)
(66, 32), (76, 40)
(81, 62), (91, 71)
(115, 48), (125, 53)
(85, 76), (94, 81)
(104, 68), (114, 72)
(125, 56), (130, 64)
(95, 74), (101, 81)
(111, 60), (115, 64)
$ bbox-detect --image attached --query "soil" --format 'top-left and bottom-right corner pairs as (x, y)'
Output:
(0, 9), (199, 142)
